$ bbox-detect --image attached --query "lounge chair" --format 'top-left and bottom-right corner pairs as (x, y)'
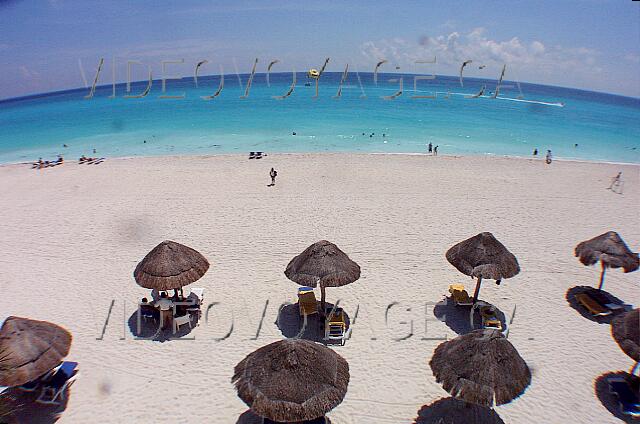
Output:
(575, 293), (612, 317)
(249, 152), (256, 159)
(608, 377), (640, 418)
(448, 284), (473, 306)
(480, 306), (503, 331)
(172, 313), (192, 333)
(298, 287), (318, 316)
(325, 308), (347, 346)
(255, 152), (263, 159)
(36, 361), (78, 405)
(587, 289), (626, 312)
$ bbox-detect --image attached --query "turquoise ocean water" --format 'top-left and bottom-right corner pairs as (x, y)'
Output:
(0, 72), (638, 164)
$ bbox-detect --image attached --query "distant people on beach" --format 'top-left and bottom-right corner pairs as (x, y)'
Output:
(434, 145), (439, 156)
(33, 155), (63, 169)
(269, 167), (278, 186)
(428, 142), (433, 153)
(545, 150), (552, 164)
(533, 148), (538, 156)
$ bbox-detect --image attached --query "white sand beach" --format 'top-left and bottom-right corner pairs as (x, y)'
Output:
(0, 153), (638, 424)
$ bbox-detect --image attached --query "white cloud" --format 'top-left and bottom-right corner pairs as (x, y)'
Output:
(360, 28), (604, 89)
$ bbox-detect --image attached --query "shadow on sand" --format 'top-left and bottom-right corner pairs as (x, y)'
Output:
(275, 302), (350, 345)
(594, 371), (639, 424)
(236, 409), (332, 424)
(433, 297), (507, 336)
(413, 397), (505, 424)
(565, 286), (627, 324)
(127, 308), (200, 342)
(0, 385), (71, 424)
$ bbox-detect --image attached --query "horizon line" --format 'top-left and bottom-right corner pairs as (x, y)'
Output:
(1, 71), (639, 104)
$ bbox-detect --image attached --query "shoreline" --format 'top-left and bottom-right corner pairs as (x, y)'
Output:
(2, 151), (639, 169)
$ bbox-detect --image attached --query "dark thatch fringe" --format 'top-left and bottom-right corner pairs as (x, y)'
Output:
(446, 233), (520, 281)
(429, 329), (531, 407)
(232, 339), (349, 422)
(134, 240), (210, 290)
(575, 231), (639, 272)
(0, 317), (72, 387)
(284, 240), (360, 288)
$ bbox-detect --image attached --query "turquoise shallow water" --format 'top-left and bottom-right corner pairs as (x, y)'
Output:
(0, 72), (639, 164)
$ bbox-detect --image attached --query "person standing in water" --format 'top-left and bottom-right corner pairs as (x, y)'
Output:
(545, 150), (552, 164)
(269, 167), (278, 186)
(428, 142), (433, 153)
(434, 145), (439, 156)
(533, 148), (538, 156)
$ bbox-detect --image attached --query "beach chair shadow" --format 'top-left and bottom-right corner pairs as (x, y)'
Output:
(565, 286), (626, 324)
(0, 384), (71, 424)
(413, 397), (505, 424)
(433, 297), (506, 335)
(594, 371), (639, 423)
(236, 409), (332, 424)
(275, 302), (350, 345)
(127, 307), (200, 342)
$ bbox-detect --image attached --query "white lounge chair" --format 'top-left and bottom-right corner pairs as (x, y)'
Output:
(173, 314), (192, 333)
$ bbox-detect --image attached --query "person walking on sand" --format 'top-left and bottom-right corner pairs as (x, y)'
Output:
(269, 167), (278, 186)
(545, 150), (552, 164)
(608, 172), (622, 190)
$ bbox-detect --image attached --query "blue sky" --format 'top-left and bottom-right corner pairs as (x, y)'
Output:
(0, 0), (639, 99)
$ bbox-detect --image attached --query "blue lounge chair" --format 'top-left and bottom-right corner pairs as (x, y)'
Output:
(609, 378), (640, 418)
(36, 361), (78, 405)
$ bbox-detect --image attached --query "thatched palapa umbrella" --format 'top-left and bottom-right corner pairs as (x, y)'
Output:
(574, 231), (639, 290)
(134, 240), (209, 297)
(446, 232), (520, 304)
(232, 339), (349, 422)
(285, 240), (360, 312)
(611, 308), (639, 364)
(0, 317), (72, 387)
(429, 329), (531, 407)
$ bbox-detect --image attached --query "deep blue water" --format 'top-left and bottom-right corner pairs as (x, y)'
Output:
(0, 72), (638, 164)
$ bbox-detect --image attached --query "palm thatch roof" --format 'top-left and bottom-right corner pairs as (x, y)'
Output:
(232, 339), (349, 422)
(429, 329), (531, 407)
(134, 240), (210, 290)
(0, 317), (72, 387)
(611, 308), (639, 362)
(284, 240), (360, 288)
(445, 232), (520, 281)
(575, 232), (639, 272)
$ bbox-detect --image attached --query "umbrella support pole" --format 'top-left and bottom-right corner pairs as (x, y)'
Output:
(598, 264), (606, 290)
(320, 285), (327, 316)
(472, 276), (482, 304)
